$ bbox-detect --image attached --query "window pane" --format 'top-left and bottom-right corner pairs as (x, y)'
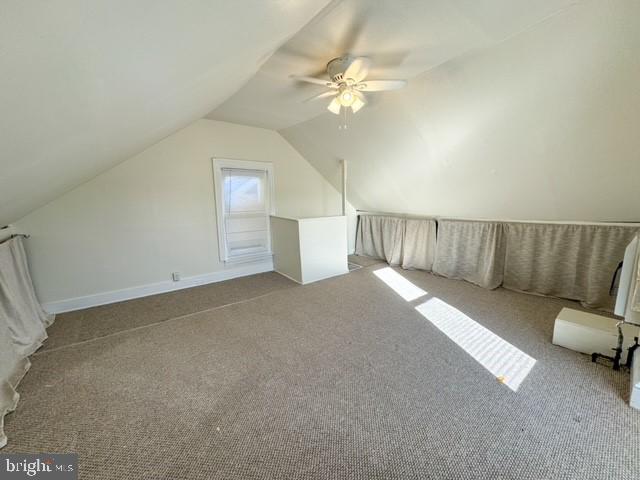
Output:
(217, 163), (271, 262)
(225, 215), (268, 234)
(223, 171), (265, 214)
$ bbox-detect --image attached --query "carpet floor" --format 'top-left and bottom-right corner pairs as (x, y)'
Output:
(3, 258), (639, 479)
(40, 271), (294, 352)
(348, 254), (385, 268)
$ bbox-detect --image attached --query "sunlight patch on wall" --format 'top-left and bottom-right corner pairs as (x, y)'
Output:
(373, 267), (427, 301)
(415, 297), (536, 392)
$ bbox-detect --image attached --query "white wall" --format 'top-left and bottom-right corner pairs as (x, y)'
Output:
(298, 216), (348, 284)
(281, 0), (640, 222)
(270, 216), (303, 284)
(15, 119), (347, 310)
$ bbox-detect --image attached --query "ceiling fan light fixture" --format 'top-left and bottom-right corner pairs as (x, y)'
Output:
(351, 95), (365, 113)
(338, 87), (355, 107)
(327, 97), (341, 115)
(293, 55), (408, 119)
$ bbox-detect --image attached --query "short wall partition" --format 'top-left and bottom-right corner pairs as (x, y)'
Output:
(270, 215), (349, 285)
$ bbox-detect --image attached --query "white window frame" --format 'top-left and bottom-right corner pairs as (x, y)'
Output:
(212, 158), (275, 264)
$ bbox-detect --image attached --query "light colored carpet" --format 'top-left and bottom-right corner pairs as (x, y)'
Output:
(40, 271), (294, 352)
(4, 264), (639, 479)
(348, 254), (385, 267)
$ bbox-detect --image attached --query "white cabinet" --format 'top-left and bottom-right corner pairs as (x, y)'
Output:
(552, 308), (639, 363)
(632, 357), (640, 410)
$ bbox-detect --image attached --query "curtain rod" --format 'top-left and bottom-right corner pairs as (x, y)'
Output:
(355, 210), (640, 227)
(356, 210), (437, 220)
(0, 233), (30, 244)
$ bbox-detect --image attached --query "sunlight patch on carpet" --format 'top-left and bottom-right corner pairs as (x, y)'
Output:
(373, 267), (427, 301)
(416, 297), (536, 391)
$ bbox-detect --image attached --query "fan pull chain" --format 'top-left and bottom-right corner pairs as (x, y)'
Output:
(338, 106), (349, 130)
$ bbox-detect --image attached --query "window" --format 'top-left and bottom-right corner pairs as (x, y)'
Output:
(213, 159), (274, 263)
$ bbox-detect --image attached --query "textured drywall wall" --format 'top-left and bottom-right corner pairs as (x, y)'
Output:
(16, 119), (350, 305)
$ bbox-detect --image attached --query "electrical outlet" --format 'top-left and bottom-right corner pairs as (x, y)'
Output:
(171, 272), (180, 282)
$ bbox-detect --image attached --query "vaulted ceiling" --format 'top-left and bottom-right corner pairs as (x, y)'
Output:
(289, 1), (640, 221)
(0, 0), (331, 225)
(207, 0), (579, 130)
(3, 0), (639, 225)
(215, 0), (640, 222)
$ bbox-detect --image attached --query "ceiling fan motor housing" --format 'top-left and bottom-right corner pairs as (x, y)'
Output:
(327, 55), (356, 83)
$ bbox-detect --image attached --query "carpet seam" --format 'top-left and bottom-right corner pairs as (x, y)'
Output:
(33, 286), (295, 357)
(34, 263), (379, 356)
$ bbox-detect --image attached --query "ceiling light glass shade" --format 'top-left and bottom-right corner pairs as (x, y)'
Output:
(327, 97), (341, 115)
(351, 95), (365, 113)
(338, 88), (355, 107)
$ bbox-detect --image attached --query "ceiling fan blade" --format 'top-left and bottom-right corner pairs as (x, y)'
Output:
(351, 91), (367, 114)
(329, 5), (371, 57)
(278, 45), (324, 64)
(290, 75), (338, 88)
(343, 57), (371, 83)
(304, 90), (338, 103)
(355, 80), (407, 92)
(327, 97), (341, 115)
(358, 49), (410, 69)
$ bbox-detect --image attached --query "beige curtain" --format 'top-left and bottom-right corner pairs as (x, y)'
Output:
(503, 223), (639, 310)
(432, 220), (505, 289)
(402, 219), (437, 270)
(355, 215), (437, 271)
(358, 214), (638, 311)
(0, 236), (54, 448)
(0, 321), (30, 448)
(0, 237), (53, 355)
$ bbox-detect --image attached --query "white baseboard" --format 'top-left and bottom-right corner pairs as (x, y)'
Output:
(274, 268), (349, 285)
(43, 260), (274, 314)
(274, 269), (303, 285)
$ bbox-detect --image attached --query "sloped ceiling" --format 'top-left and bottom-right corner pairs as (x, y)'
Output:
(4, 0), (638, 226)
(0, 0), (331, 225)
(246, 0), (640, 222)
(207, 0), (579, 130)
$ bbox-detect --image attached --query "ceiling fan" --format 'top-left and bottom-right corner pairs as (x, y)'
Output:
(292, 55), (407, 115)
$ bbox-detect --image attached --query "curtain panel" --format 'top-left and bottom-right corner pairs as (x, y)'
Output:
(432, 219), (506, 289)
(0, 322), (30, 449)
(355, 215), (437, 271)
(357, 214), (638, 311)
(0, 236), (54, 448)
(503, 223), (640, 310)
